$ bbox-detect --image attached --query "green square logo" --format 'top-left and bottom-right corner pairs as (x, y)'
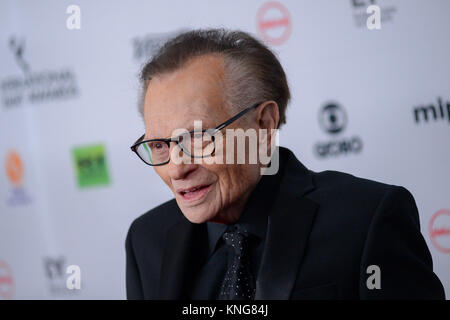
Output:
(72, 144), (110, 188)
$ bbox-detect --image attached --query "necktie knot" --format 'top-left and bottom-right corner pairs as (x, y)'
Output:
(222, 226), (249, 255)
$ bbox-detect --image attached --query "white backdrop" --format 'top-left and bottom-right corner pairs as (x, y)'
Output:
(0, 0), (449, 299)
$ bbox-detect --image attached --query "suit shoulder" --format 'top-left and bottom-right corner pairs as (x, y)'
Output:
(311, 169), (396, 200)
(128, 198), (182, 240)
(306, 170), (419, 242)
(308, 169), (413, 221)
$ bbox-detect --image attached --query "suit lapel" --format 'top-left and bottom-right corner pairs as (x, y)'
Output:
(255, 147), (319, 299)
(159, 214), (208, 299)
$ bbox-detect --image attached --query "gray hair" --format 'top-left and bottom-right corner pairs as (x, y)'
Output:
(138, 28), (290, 128)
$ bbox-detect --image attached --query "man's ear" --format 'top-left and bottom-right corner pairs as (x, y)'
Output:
(255, 100), (279, 153)
(256, 100), (279, 131)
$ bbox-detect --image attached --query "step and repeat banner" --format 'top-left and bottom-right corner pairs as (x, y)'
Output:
(0, 0), (449, 299)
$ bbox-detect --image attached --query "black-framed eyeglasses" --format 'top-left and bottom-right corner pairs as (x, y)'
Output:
(130, 101), (263, 166)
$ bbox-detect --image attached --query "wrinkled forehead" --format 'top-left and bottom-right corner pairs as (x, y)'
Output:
(143, 56), (229, 139)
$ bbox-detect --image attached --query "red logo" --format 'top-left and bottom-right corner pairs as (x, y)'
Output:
(256, 1), (292, 46)
(429, 209), (450, 254)
(0, 260), (15, 300)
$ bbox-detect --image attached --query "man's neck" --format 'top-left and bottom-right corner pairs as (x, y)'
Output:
(208, 176), (262, 225)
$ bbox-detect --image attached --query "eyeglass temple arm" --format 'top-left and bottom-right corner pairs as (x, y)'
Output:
(212, 101), (262, 133)
(132, 101), (262, 146)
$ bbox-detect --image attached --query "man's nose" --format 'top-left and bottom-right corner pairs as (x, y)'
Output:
(167, 145), (198, 180)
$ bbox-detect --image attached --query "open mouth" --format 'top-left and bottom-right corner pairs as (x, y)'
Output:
(179, 184), (212, 202)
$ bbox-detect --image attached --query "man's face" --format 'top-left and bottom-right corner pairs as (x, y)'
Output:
(143, 55), (261, 224)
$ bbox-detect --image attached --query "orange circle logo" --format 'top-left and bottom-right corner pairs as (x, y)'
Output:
(5, 151), (24, 187)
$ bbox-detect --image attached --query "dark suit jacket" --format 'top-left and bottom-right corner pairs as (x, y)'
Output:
(125, 147), (445, 300)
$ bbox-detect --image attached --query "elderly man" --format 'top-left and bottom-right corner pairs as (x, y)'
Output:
(126, 29), (444, 300)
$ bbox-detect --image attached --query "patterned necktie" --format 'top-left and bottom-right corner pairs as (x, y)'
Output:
(219, 225), (256, 300)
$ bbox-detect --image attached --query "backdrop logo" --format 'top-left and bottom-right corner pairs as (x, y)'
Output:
(6, 150), (23, 187)
(314, 102), (363, 158)
(43, 256), (81, 295)
(72, 144), (110, 188)
(0, 260), (15, 300)
(131, 29), (187, 64)
(9, 37), (29, 73)
(429, 209), (450, 254)
(5, 150), (32, 206)
(256, 1), (292, 46)
(1, 36), (80, 109)
(351, 0), (397, 28)
(319, 103), (348, 134)
(413, 97), (450, 125)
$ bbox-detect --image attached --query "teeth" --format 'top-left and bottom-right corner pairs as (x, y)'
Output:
(182, 186), (203, 194)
